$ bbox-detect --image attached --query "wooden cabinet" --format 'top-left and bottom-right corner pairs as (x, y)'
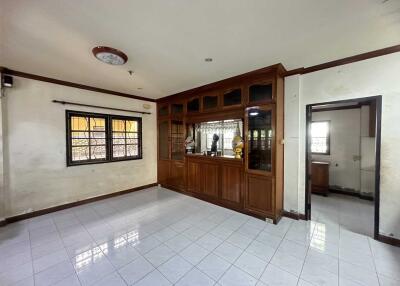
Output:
(186, 156), (243, 206)
(221, 164), (242, 207)
(157, 107), (185, 191)
(169, 161), (185, 191)
(245, 174), (274, 217)
(311, 161), (330, 196)
(157, 64), (285, 223)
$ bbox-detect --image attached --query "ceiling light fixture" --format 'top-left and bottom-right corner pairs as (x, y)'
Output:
(92, 46), (128, 65)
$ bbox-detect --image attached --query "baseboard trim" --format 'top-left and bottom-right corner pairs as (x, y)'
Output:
(377, 234), (400, 247)
(329, 187), (374, 201)
(3, 183), (157, 226)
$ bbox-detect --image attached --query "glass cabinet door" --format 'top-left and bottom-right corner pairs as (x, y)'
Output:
(171, 120), (184, 160)
(223, 88), (242, 107)
(158, 120), (169, 160)
(246, 107), (273, 173)
(187, 98), (200, 113)
(248, 83), (273, 104)
(158, 104), (169, 117)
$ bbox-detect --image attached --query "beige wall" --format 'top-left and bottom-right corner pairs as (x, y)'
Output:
(284, 52), (400, 239)
(1, 77), (157, 217)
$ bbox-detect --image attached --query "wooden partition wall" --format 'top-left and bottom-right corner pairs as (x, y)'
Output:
(157, 64), (285, 223)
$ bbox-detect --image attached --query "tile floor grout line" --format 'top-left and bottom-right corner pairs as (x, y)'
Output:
(293, 220), (317, 286)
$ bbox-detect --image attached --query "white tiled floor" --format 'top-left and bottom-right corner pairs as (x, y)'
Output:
(311, 193), (375, 237)
(0, 187), (399, 286)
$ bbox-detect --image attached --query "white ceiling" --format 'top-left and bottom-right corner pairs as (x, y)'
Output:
(1, 0), (399, 99)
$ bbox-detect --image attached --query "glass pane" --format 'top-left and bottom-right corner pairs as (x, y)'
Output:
(193, 119), (243, 156)
(223, 89), (241, 106)
(159, 121), (169, 159)
(126, 133), (138, 139)
(90, 145), (106, 159)
(249, 84), (272, 103)
(90, 118), (105, 131)
(172, 103), (183, 114)
(126, 120), (138, 132)
(203, 95), (218, 110)
(126, 138), (138, 145)
(90, 138), (106, 145)
(71, 132), (89, 146)
(71, 116), (89, 131)
(187, 98), (199, 113)
(72, 146), (89, 161)
(112, 119), (125, 132)
(113, 132), (125, 144)
(113, 138), (125, 145)
(158, 105), (169, 116)
(171, 120), (184, 160)
(247, 109), (272, 172)
(127, 145), (138, 157)
(113, 145), (126, 158)
(311, 121), (329, 153)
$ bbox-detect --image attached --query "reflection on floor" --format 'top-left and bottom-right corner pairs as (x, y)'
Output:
(312, 193), (374, 237)
(0, 187), (399, 286)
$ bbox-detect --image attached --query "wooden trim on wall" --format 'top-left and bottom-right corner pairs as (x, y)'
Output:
(377, 234), (400, 247)
(312, 104), (362, 113)
(0, 67), (156, 103)
(284, 44), (400, 77)
(2, 183), (157, 225)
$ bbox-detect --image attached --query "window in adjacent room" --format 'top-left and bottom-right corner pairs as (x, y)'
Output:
(311, 121), (330, 155)
(66, 111), (142, 166)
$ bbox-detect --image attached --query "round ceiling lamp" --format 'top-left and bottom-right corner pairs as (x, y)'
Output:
(92, 46), (128, 65)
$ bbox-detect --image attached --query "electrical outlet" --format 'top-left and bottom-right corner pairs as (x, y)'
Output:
(265, 218), (273, 224)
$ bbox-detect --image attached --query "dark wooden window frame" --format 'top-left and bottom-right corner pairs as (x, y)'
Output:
(66, 110), (142, 166)
(310, 120), (331, 155)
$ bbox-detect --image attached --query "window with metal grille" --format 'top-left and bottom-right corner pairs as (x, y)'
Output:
(66, 111), (142, 166)
(311, 121), (330, 155)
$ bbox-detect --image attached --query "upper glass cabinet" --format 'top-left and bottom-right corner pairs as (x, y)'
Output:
(171, 103), (184, 115)
(158, 105), (169, 117)
(187, 98), (200, 113)
(202, 94), (219, 111)
(158, 120), (169, 160)
(171, 120), (184, 160)
(248, 83), (273, 104)
(223, 88), (242, 107)
(246, 107), (273, 173)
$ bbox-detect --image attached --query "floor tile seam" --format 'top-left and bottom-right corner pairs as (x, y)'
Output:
(297, 221), (316, 285)
(257, 228), (294, 285)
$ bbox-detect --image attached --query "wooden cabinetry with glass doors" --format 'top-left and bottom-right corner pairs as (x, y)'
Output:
(157, 64), (285, 223)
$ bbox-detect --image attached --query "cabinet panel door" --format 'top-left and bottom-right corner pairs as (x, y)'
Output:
(221, 165), (242, 204)
(201, 163), (219, 198)
(187, 161), (201, 194)
(245, 174), (273, 215)
(158, 160), (170, 185)
(169, 161), (185, 190)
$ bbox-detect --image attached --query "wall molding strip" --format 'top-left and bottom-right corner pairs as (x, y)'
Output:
(0, 67), (156, 102)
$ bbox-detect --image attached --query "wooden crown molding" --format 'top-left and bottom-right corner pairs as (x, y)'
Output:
(0, 67), (156, 102)
(284, 44), (400, 77)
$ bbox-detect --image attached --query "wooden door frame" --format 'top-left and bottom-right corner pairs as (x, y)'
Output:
(305, 96), (382, 239)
